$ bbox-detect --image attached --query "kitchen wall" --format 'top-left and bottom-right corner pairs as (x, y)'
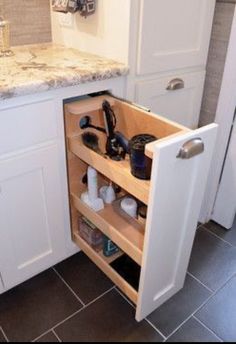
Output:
(0, 0), (52, 46)
(51, 0), (130, 63)
(199, 0), (236, 126)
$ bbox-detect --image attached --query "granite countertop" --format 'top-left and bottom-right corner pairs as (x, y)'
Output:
(0, 43), (129, 100)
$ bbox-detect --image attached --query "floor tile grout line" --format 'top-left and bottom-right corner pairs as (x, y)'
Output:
(0, 327), (9, 343)
(31, 312), (83, 343)
(114, 287), (134, 306)
(52, 286), (116, 330)
(52, 267), (86, 307)
(165, 314), (195, 341)
(145, 318), (167, 342)
(192, 316), (224, 342)
(192, 272), (236, 317)
(52, 329), (62, 343)
(32, 330), (53, 343)
(72, 285), (116, 312)
(187, 272), (214, 293)
(116, 280), (218, 343)
(114, 288), (167, 341)
(28, 268), (236, 343)
(165, 273), (236, 341)
(201, 225), (234, 247)
(32, 286), (116, 342)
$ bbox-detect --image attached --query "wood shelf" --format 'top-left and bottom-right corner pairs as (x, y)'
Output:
(73, 232), (138, 305)
(68, 135), (150, 205)
(71, 192), (145, 266)
(96, 249), (124, 265)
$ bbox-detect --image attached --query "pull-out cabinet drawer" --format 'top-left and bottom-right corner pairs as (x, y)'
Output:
(64, 95), (217, 321)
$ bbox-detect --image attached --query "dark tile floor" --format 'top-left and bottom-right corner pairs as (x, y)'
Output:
(0, 222), (236, 342)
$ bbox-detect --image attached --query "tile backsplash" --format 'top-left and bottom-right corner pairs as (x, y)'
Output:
(0, 0), (52, 46)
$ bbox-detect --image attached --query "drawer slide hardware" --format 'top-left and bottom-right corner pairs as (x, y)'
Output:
(177, 138), (204, 159)
(166, 78), (185, 91)
(107, 92), (151, 113)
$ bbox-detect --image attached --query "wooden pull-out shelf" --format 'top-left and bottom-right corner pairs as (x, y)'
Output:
(63, 94), (212, 321)
(71, 192), (145, 266)
(64, 95), (188, 306)
(69, 135), (150, 205)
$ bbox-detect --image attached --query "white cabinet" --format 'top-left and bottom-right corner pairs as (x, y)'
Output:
(64, 95), (218, 321)
(0, 144), (66, 291)
(137, 0), (216, 75)
(136, 71), (205, 128)
(0, 76), (126, 294)
(0, 97), (71, 293)
(126, 0), (216, 128)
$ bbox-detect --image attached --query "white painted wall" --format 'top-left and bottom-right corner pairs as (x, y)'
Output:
(51, 0), (131, 64)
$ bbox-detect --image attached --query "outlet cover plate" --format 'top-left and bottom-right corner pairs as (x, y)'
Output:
(58, 12), (74, 28)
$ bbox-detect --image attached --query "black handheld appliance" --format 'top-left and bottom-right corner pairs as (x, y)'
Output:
(102, 100), (129, 161)
(79, 100), (129, 161)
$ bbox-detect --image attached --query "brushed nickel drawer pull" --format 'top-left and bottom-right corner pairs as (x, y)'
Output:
(166, 78), (185, 91)
(177, 138), (204, 159)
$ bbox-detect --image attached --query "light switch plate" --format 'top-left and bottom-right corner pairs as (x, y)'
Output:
(58, 12), (74, 28)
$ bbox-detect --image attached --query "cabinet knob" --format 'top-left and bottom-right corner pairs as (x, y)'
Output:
(166, 78), (185, 91)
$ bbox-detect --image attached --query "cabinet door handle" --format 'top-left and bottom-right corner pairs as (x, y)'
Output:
(166, 78), (185, 91)
(177, 138), (205, 159)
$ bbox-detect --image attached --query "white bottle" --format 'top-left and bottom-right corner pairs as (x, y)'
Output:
(81, 167), (104, 212)
(99, 183), (116, 204)
(121, 197), (138, 218)
(88, 166), (98, 202)
(105, 184), (116, 204)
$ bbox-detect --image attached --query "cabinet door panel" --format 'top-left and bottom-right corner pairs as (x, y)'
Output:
(137, 0), (215, 75)
(0, 99), (57, 155)
(136, 71), (205, 128)
(136, 124), (218, 321)
(0, 145), (66, 290)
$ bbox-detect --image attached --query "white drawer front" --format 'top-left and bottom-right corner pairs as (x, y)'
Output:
(135, 71), (205, 129)
(0, 100), (58, 155)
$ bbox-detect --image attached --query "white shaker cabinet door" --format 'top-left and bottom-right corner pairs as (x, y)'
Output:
(137, 0), (215, 75)
(0, 144), (66, 291)
(136, 124), (218, 321)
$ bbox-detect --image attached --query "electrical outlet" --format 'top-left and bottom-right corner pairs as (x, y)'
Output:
(58, 12), (74, 28)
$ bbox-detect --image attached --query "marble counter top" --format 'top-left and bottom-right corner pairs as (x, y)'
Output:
(0, 44), (129, 100)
